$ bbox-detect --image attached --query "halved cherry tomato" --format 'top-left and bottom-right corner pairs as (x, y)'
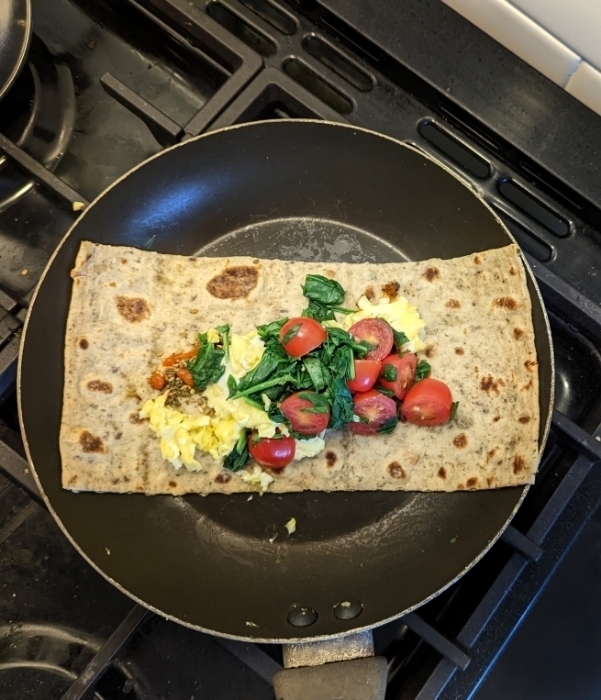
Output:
(401, 378), (453, 426)
(349, 389), (397, 435)
(248, 434), (296, 469)
(347, 359), (382, 393)
(148, 371), (166, 390)
(379, 353), (417, 400)
(163, 346), (198, 367)
(279, 317), (327, 357)
(349, 319), (394, 361)
(176, 368), (194, 388)
(280, 391), (330, 435)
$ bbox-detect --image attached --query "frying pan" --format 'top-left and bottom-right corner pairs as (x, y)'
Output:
(18, 120), (553, 698)
(0, 0), (31, 102)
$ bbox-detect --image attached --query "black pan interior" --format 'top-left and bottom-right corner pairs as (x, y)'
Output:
(19, 121), (552, 641)
(0, 0), (31, 101)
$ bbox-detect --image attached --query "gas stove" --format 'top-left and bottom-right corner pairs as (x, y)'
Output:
(1, 1), (601, 698)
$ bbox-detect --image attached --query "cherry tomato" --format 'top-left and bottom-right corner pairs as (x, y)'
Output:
(349, 389), (397, 435)
(279, 317), (327, 357)
(176, 368), (194, 388)
(148, 371), (166, 390)
(248, 434), (296, 469)
(280, 392), (330, 435)
(379, 353), (417, 400)
(162, 346), (198, 367)
(349, 319), (394, 361)
(401, 378), (453, 426)
(347, 359), (382, 393)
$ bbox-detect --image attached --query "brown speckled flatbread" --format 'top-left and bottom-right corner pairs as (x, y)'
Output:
(60, 241), (540, 495)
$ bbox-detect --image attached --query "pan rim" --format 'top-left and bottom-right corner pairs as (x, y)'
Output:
(0, 0), (32, 102)
(17, 118), (553, 643)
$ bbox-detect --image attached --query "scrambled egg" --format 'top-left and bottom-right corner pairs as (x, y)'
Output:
(343, 295), (426, 352)
(238, 465), (274, 494)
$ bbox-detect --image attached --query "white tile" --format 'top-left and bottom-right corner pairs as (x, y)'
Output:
(508, 0), (601, 73)
(565, 60), (601, 117)
(442, 0), (581, 87)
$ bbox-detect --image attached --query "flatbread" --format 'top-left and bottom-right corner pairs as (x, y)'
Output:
(60, 242), (540, 495)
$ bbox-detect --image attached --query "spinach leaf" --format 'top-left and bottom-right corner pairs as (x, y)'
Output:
(268, 403), (288, 424)
(303, 356), (330, 392)
(450, 401), (459, 420)
(377, 415), (399, 434)
(415, 360), (431, 382)
(257, 317), (288, 340)
(227, 374), (238, 398)
(187, 332), (225, 390)
(302, 274), (346, 306)
(374, 385), (395, 398)
(216, 324), (230, 360)
(393, 329), (410, 351)
(243, 396), (265, 411)
(233, 348), (295, 397)
(381, 364), (397, 382)
(298, 392), (330, 414)
(326, 377), (354, 430)
(223, 430), (250, 472)
(281, 323), (302, 346)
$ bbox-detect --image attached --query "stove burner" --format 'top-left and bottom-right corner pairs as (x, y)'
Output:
(0, 623), (153, 700)
(0, 35), (74, 212)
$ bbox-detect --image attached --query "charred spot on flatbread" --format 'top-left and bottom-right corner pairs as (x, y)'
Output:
(364, 285), (375, 301)
(453, 433), (467, 448)
(121, 258), (128, 264)
(115, 432), (122, 440)
(129, 412), (146, 425)
(215, 473), (232, 484)
(168, 480), (177, 487)
(68, 475), (78, 485)
(514, 328), (524, 339)
(445, 299), (461, 308)
(519, 415), (531, 424)
(467, 477), (478, 487)
(474, 255), (481, 264)
(513, 455), (526, 474)
(487, 447), (498, 462)
(381, 280), (400, 300)
(207, 266), (259, 300)
(457, 483), (466, 490)
(116, 296), (150, 322)
(438, 467), (446, 479)
(79, 430), (105, 453)
(79, 339), (89, 349)
(425, 344), (436, 358)
(480, 375), (500, 394)
(455, 347), (464, 355)
(387, 461), (406, 478)
(324, 269), (336, 278)
(325, 451), (337, 468)
(522, 379), (533, 391)
(492, 415), (501, 422)
(423, 267), (439, 281)
(510, 266), (516, 275)
(524, 359), (537, 371)
(493, 296), (518, 310)
(87, 380), (113, 394)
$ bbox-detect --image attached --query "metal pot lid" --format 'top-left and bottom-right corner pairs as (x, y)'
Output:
(0, 0), (32, 102)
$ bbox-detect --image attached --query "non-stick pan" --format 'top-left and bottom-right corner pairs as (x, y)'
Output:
(18, 120), (553, 698)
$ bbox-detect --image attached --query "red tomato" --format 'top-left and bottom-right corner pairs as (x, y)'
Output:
(349, 319), (394, 361)
(401, 378), (453, 426)
(349, 389), (397, 435)
(379, 353), (417, 400)
(280, 392), (330, 435)
(248, 434), (296, 469)
(279, 317), (327, 357)
(148, 371), (166, 390)
(347, 359), (382, 393)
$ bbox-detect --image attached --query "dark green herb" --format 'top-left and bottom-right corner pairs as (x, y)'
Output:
(381, 364), (397, 382)
(415, 360), (431, 382)
(300, 274), (356, 321)
(227, 374), (237, 397)
(281, 323), (301, 346)
(450, 401), (459, 420)
(377, 415), (399, 434)
(374, 385), (395, 398)
(325, 377), (354, 430)
(216, 324), (230, 360)
(303, 357), (330, 392)
(257, 318), (288, 340)
(243, 396), (265, 411)
(267, 403), (287, 423)
(393, 329), (410, 351)
(298, 392), (330, 414)
(223, 430), (250, 472)
(187, 332), (225, 391)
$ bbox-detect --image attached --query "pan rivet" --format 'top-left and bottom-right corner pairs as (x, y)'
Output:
(333, 599), (363, 620)
(287, 605), (318, 627)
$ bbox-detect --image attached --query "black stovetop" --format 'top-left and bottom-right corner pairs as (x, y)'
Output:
(1, 1), (601, 698)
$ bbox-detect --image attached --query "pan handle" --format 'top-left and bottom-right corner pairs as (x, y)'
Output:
(272, 631), (387, 700)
